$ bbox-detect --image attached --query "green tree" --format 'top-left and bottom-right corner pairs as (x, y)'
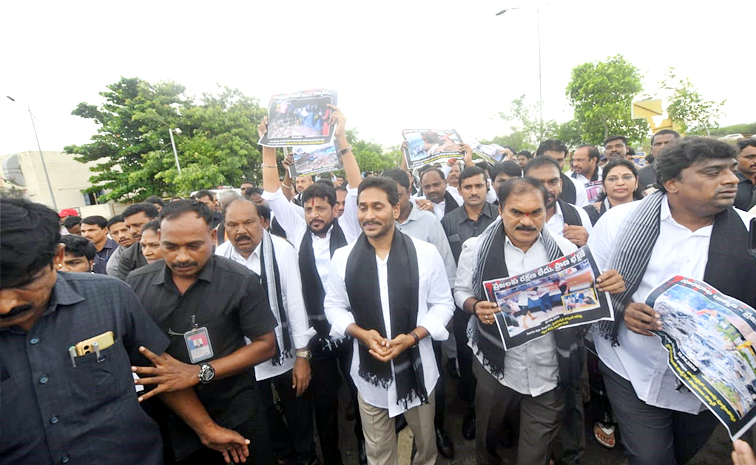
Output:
(496, 95), (559, 150)
(660, 68), (724, 136)
(346, 129), (402, 173)
(566, 54), (649, 146)
(65, 78), (266, 201)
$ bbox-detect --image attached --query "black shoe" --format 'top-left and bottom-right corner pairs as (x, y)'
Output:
(395, 414), (407, 433)
(462, 408), (476, 440)
(446, 358), (461, 379)
(357, 438), (367, 465)
(435, 427), (455, 459)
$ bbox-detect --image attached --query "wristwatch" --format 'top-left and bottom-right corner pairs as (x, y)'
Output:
(198, 363), (215, 384)
(295, 349), (312, 361)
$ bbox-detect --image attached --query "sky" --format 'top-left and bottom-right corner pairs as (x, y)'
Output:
(1, 0), (753, 157)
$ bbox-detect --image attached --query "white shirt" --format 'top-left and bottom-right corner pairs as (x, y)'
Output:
(588, 197), (754, 414)
(324, 236), (455, 417)
(546, 201), (593, 238)
(566, 175), (589, 207)
(571, 167), (603, 186)
(396, 205), (457, 289)
(454, 233), (577, 396)
(216, 237), (315, 380)
(262, 187), (361, 284)
(411, 189), (464, 220)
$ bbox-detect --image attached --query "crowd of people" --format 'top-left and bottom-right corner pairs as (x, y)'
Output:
(2, 105), (756, 465)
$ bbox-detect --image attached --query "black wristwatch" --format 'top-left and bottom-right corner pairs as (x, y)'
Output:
(198, 363), (215, 384)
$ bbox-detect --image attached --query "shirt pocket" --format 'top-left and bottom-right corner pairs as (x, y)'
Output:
(448, 234), (461, 243)
(67, 343), (131, 404)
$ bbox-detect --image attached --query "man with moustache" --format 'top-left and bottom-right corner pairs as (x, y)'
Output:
(637, 130), (680, 194)
(1, 196), (256, 465)
(127, 200), (278, 464)
(215, 197), (317, 465)
(603, 135), (629, 161)
(734, 138), (756, 210)
(454, 178), (624, 465)
(590, 138), (756, 465)
(106, 214), (135, 276)
(415, 167), (464, 220)
(570, 145), (602, 187)
(324, 176), (455, 465)
(115, 203), (159, 280)
(261, 106), (364, 465)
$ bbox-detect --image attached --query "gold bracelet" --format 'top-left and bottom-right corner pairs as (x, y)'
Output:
(262, 163), (277, 169)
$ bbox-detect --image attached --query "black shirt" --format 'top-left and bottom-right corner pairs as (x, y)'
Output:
(735, 171), (755, 211)
(93, 238), (118, 275)
(126, 256), (277, 458)
(115, 241), (148, 280)
(441, 202), (499, 264)
(0, 272), (169, 465)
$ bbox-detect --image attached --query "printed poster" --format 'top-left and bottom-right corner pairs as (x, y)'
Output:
(482, 246), (613, 350)
(647, 276), (756, 439)
(260, 89), (338, 147)
(585, 180), (604, 204)
(472, 141), (506, 165)
(402, 129), (463, 170)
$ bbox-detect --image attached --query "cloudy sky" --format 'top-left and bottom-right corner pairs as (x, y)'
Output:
(1, 0), (752, 157)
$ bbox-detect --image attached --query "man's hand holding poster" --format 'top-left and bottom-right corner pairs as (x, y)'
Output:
(260, 89), (338, 147)
(646, 276), (756, 439)
(482, 246), (613, 350)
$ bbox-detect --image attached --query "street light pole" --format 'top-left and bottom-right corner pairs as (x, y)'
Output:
(169, 128), (182, 174)
(6, 96), (57, 209)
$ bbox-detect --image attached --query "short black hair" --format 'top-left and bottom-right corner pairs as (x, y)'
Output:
(458, 166), (487, 186)
(106, 214), (125, 229)
(160, 199), (214, 226)
(223, 197), (260, 219)
(122, 203), (159, 221)
(63, 216), (82, 230)
(358, 176), (400, 206)
(60, 235), (96, 261)
(244, 187), (264, 199)
(497, 177), (549, 207)
(81, 215), (107, 229)
(656, 137), (737, 193)
(599, 159), (643, 201)
(302, 182), (337, 206)
(535, 139), (568, 157)
(737, 138), (756, 153)
(141, 219), (160, 235)
(144, 195), (165, 207)
(523, 156), (561, 176)
(335, 185), (348, 193)
(576, 144), (601, 161)
(603, 135), (627, 147)
(257, 203), (272, 222)
(381, 168), (410, 191)
(1, 196), (61, 288)
(418, 167), (446, 184)
(315, 178), (335, 189)
(489, 161), (522, 180)
(651, 130), (680, 145)
(516, 150), (533, 160)
(195, 189), (215, 201)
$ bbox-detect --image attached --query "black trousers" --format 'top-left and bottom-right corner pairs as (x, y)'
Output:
(433, 340), (447, 428)
(309, 342), (361, 465)
(601, 360), (718, 465)
(258, 369), (316, 463)
(452, 307), (476, 406)
(175, 414), (274, 465)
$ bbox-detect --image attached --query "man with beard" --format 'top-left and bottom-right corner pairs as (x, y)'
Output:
(115, 203), (159, 280)
(106, 214), (136, 276)
(441, 166), (500, 441)
(324, 176), (455, 465)
(127, 199), (278, 464)
(216, 197), (317, 465)
(636, 130), (681, 195)
(570, 145), (602, 186)
(415, 167), (464, 220)
(1, 196), (254, 465)
(535, 140), (588, 207)
(589, 138), (756, 465)
(454, 178), (624, 465)
(524, 157), (592, 247)
(261, 105), (363, 465)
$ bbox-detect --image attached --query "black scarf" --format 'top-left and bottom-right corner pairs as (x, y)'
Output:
(598, 192), (756, 344)
(444, 190), (459, 216)
(344, 229), (428, 408)
(299, 220), (347, 336)
(557, 199), (583, 226)
(258, 232), (291, 366)
(470, 219), (585, 388)
(560, 173), (577, 204)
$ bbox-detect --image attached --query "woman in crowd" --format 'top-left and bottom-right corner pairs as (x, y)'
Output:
(584, 158), (643, 226)
(140, 220), (163, 264)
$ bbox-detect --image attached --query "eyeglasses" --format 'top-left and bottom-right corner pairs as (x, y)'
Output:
(604, 175), (636, 183)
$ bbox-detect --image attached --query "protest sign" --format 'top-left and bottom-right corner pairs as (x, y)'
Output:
(471, 141), (506, 165)
(260, 89), (338, 147)
(290, 142), (343, 178)
(647, 276), (756, 439)
(482, 246), (613, 350)
(402, 129), (463, 169)
(585, 180), (604, 204)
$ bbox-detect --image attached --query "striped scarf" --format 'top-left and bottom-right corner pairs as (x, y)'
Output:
(596, 191), (665, 345)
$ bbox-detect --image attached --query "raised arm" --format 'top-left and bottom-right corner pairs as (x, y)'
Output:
(328, 104), (362, 190)
(260, 116), (284, 195)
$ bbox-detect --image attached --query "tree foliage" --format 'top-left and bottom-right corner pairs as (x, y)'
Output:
(566, 54), (649, 146)
(496, 95), (559, 150)
(660, 68), (724, 136)
(65, 78), (266, 201)
(346, 129), (402, 173)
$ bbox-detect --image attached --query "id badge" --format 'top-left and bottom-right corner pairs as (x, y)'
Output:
(184, 327), (214, 363)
